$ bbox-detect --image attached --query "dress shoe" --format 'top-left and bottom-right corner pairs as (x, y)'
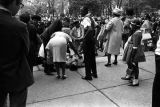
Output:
(81, 76), (92, 80)
(112, 61), (118, 65)
(128, 83), (139, 86)
(61, 75), (68, 79)
(121, 75), (131, 80)
(56, 75), (61, 79)
(121, 77), (131, 80)
(92, 74), (98, 78)
(104, 63), (111, 67)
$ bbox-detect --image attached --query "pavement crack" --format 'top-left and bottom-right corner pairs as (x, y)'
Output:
(76, 71), (120, 107)
(27, 90), (98, 105)
(139, 67), (155, 74)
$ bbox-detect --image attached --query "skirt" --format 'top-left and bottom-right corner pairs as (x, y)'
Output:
(122, 43), (133, 64)
(123, 43), (146, 63)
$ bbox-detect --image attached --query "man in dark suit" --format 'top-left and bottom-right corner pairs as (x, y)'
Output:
(0, 0), (34, 107)
(80, 7), (98, 80)
(152, 35), (160, 106)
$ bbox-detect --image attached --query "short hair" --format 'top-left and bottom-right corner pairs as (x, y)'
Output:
(31, 15), (41, 21)
(63, 17), (70, 23)
(126, 7), (134, 16)
(145, 14), (151, 21)
(19, 12), (30, 24)
(80, 6), (89, 17)
(0, 0), (21, 7)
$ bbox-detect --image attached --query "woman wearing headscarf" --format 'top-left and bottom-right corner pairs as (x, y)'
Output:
(122, 19), (146, 86)
(41, 19), (63, 75)
(104, 8), (123, 67)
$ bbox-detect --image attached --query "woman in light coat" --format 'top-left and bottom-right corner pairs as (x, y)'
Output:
(104, 8), (123, 67)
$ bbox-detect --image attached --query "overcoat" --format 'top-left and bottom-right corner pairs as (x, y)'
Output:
(0, 9), (34, 91)
(104, 17), (123, 55)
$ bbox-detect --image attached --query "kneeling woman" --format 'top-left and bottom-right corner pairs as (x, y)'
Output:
(122, 19), (146, 86)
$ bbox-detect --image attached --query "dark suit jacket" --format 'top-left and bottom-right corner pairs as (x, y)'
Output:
(82, 27), (96, 55)
(0, 9), (34, 92)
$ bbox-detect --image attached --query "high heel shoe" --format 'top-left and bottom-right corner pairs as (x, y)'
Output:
(112, 61), (118, 65)
(104, 63), (111, 67)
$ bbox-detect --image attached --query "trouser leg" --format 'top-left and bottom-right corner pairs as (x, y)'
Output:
(0, 90), (7, 107)
(126, 62), (133, 76)
(132, 63), (139, 79)
(55, 63), (60, 76)
(84, 55), (92, 78)
(91, 55), (97, 76)
(44, 48), (49, 74)
(10, 88), (28, 107)
(114, 55), (118, 62)
(107, 54), (111, 64)
(152, 55), (160, 107)
(61, 62), (66, 76)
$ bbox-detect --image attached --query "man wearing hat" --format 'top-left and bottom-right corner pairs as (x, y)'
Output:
(103, 8), (123, 67)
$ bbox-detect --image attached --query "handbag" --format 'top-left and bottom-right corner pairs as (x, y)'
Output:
(142, 32), (152, 40)
(97, 25), (106, 41)
(142, 29), (152, 40)
(38, 43), (44, 58)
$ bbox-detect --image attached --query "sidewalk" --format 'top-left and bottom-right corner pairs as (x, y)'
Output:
(27, 51), (155, 107)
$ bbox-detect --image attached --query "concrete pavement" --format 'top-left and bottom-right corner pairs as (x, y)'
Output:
(27, 51), (155, 107)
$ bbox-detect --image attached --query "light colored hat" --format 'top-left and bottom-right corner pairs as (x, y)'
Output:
(112, 8), (122, 16)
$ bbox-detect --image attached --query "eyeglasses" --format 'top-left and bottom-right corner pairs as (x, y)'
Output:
(19, 3), (24, 9)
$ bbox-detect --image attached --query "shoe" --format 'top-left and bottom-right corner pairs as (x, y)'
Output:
(121, 75), (131, 80)
(128, 79), (139, 86)
(56, 75), (61, 79)
(81, 76), (92, 80)
(121, 77), (131, 80)
(113, 61), (118, 65)
(128, 83), (139, 86)
(104, 63), (111, 67)
(61, 75), (68, 79)
(92, 74), (98, 78)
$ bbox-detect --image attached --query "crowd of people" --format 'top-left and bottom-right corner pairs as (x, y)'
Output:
(0, 0), (160, 106)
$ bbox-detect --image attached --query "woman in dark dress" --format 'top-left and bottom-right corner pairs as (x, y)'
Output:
(41, 20), (63, 75)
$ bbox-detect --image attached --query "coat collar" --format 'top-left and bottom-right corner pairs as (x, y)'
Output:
(0, 5), (11, 15)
